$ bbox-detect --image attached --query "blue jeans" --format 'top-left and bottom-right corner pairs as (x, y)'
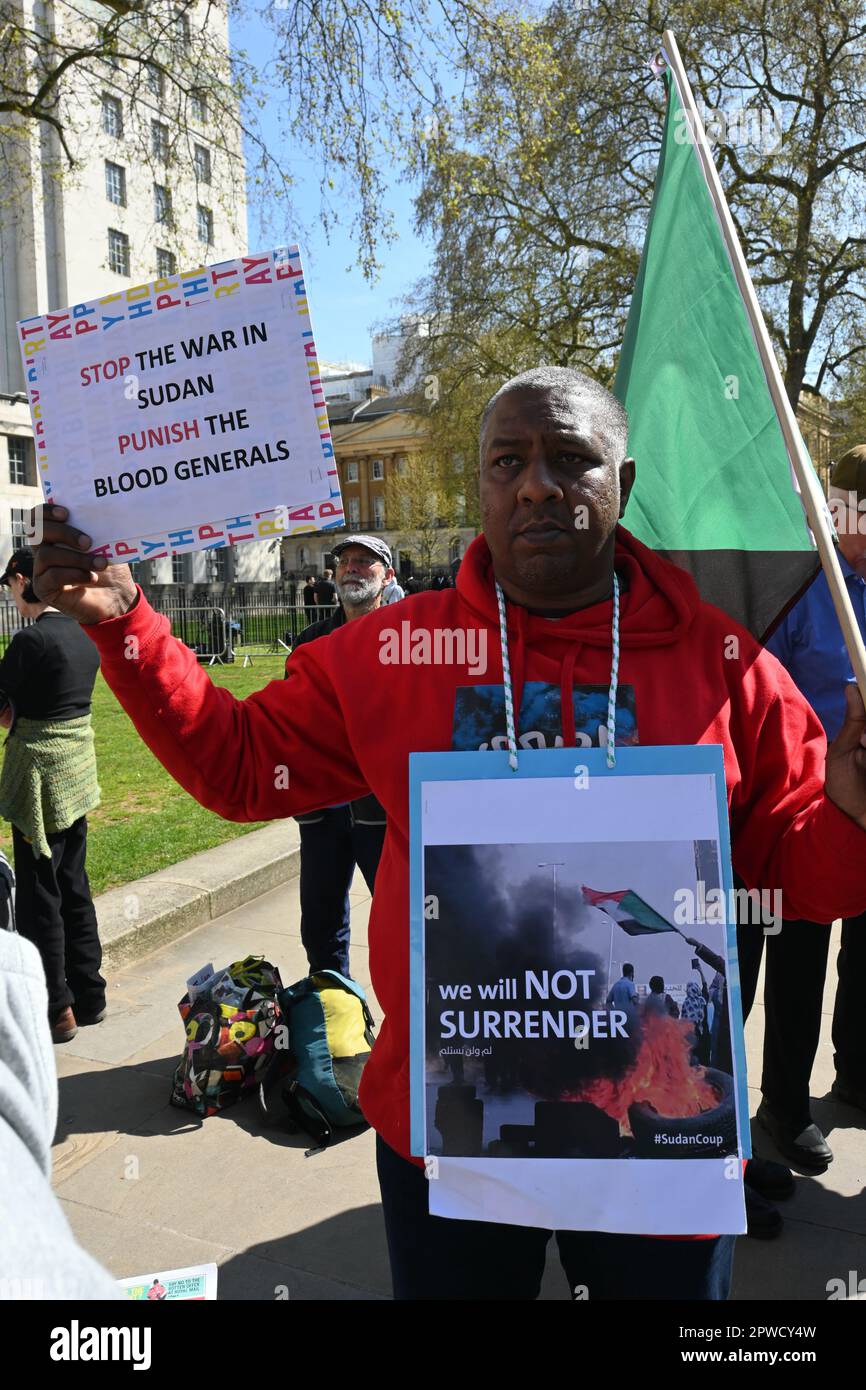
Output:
(298, 808), (385, 977)
(376, 1136), (735, 1300)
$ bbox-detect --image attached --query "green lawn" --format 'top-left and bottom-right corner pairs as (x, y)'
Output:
(0, 651), (290, 896)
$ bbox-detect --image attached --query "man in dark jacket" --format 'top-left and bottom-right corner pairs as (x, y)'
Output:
(289, 535), (396, 976)
(313, 569), (337, 611)
(302, 575), (317, 623)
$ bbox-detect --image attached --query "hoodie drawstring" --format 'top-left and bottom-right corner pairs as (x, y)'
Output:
(495, 574), (621, 772)
(495, 581), (520, 772)
(606, 574), (621, 766)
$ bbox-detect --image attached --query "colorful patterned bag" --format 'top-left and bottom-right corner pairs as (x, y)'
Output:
(170, 955), (283, 1116)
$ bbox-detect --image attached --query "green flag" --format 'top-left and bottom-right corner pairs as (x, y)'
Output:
(581, 886), (679, 937)
(614, 70), (817, 640)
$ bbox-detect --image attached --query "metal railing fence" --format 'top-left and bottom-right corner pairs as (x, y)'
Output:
(0, 592), (339, 666)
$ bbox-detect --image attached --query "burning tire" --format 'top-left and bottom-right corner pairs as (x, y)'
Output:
(627, 1067), (737, 1158)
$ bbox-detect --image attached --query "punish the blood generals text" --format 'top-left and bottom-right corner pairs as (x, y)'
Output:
(94, 439), (290, 496)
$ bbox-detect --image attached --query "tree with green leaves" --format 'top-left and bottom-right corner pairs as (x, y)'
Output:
(265, 0), (503, 277)
(395, 0), (866, 462)
(384, 447), (462, 579)
(833, 356), (866, 455)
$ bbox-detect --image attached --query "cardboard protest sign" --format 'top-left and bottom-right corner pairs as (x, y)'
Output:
(17, 247), (344, 563)
(410, 746), (749, 1235)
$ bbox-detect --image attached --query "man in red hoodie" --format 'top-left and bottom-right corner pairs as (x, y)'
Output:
(32, 367), (866, 1301)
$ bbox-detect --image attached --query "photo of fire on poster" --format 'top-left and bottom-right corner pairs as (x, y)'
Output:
(424, 837), (736, 1163)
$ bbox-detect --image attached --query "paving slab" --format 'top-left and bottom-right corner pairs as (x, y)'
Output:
(58, 1201), (389, 1300)
(732, 1218), (866, 1300)
(53, 1054), (171, 1184)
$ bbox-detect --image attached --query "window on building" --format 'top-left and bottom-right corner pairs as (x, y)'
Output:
(128, 558), (152, 584)
(371, 458), (385, 480)
(171, 552), (188, 584)
(147, 64), (164, 99)
(174, 10), (190, 46)
(396, 454), (409, 476)
(348, 497), (361, 527)
(108, 228), (130, 275)
(101, 94), (123, 137)
(206, 546), (230, 582)
(197, 204), (213, 244)
(193, 144), (211, 183)
(154, 184), (172, 224)
(190, 90), (207, 122)
(151, 121), (169, 162)
(10, 508), (29, 547)
(156, 248), (177, 278)
(345, 461), (359, 482)
(8, 437), (29, 486)
(373, 495), (386, 528)
(104, 160), (126, 206)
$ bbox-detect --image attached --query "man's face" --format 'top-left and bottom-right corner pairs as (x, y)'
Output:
(479, 385), (635, 603)
(335, 546), (391, 606)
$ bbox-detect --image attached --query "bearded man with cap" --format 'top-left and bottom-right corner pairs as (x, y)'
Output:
(753, 445), (866, 1171)
(288, 535), (395, 977)
(0, 548), (103, 1043)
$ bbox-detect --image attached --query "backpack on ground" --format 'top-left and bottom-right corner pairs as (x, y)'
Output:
(258, 970), (375, 1153)
(170, 955), (283, 1117)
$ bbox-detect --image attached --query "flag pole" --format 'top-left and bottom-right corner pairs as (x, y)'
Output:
(661, 29), (866, 700)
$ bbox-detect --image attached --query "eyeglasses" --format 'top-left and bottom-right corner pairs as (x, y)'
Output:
(336, 555), (382, 569)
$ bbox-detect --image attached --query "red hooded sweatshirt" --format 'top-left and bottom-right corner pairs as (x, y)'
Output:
(86, 527), (866, 1173)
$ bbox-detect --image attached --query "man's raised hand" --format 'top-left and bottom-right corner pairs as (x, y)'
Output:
(31, 504), (138, 625)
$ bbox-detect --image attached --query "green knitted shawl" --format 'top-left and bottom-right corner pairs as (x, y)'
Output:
(0, 716), (100, 859)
